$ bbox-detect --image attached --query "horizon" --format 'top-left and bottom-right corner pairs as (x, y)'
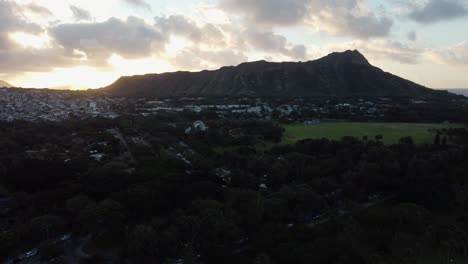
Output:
(4, 51), (468, 91)
(1, 0), (468, 90)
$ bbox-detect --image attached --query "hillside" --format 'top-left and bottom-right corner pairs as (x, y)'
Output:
(0, 80), (13, 88)
(104, 50), (446, 98)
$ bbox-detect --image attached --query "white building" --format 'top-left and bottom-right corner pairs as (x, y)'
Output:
(193, 120), (208, 131)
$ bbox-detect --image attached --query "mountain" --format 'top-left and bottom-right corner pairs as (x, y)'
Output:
(104, 50), (446, 98)
(0, 80), (13, 88)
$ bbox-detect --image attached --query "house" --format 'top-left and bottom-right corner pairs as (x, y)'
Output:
(186, 120), (208, 134)
(193, 120), (208, 131)
(90, 153), (105, 162)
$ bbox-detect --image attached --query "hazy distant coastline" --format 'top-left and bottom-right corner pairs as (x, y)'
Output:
(447, 89), (468, 96)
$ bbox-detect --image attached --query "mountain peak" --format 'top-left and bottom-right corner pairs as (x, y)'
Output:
(321, 50), (370, 65)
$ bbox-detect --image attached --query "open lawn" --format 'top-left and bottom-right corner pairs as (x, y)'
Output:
(282, 122), (466, 145)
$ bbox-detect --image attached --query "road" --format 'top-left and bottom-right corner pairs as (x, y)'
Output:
(4, 234), (91, 264)
(108, 128), (136, 164)
(307, 194), (397, 228)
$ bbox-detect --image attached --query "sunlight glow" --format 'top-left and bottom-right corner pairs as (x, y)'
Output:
(13, 67), (119, 90)
(165, 36), (191, 55)
(9, 32), (51, 49)
(12, 55), (176, 90)
(108, 54), (176, 76)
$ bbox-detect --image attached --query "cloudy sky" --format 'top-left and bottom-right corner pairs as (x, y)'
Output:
(1, 0), (468, 89)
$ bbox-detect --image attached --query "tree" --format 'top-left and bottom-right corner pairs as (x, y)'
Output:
(128, 225), (159, 263)
(434, 131), (441, 145)
(442, 135), (448, 145)
(29, 214), (67, 241)
(375, 134), (383, 141)
(66, 195), (93, 214)
(254, 252), (272, 264)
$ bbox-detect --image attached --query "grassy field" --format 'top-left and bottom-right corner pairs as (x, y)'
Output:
(282, 122), (466, 145)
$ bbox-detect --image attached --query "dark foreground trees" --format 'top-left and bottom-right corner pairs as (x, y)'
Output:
(1, 119), (468, 263)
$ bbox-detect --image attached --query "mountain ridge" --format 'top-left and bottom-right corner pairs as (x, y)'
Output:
(103, 50), (449, 98)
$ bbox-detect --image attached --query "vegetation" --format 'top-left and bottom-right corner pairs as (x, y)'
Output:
(1, 115), (468, 263)
(282, 122), (466, 144)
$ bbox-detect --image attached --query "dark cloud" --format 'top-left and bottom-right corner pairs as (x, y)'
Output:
(409, 0), (468, 23)
(49, 17), (164, 65)
(220, 0), (393, 39)
(70, 5), (91, 21)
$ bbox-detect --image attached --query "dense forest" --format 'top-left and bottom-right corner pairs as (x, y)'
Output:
(1, 115), (468, 263)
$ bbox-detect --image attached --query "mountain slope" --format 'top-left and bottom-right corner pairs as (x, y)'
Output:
(104, 50), (441, 98)
(0, 80), (13, 88)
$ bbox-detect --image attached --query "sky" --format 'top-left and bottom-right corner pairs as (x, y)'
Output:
(1, 0), (468, 89)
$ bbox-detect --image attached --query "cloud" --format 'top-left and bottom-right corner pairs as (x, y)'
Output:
(220, 0), (309, 26)
(409, 0), (468, 23)
(155, 15), (203, 42)
(306, 0), (393, 38)
(70, 5), (91, 21)
(49, 17), (164, 65)
(22, 3), (53, 16)
(153, 15), (247, 70)
(122, 0), (151, 9)
(0, 1), (43, 48)
(0, 47), (80, 74)
(244, 29), (306, 59)
(219, 0), (393, 39)
(155, 15), (228, 48)
(0, 1), (74, 75)
(362, 41), (424, 64)
(172, 48), (248, 70)
(430, 42), (468, 67)
(155, 14), (305, 60)
(407, 30), (417, 41)
(323, 40), (425, 64)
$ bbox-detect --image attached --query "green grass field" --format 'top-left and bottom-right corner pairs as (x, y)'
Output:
(282, 122), (466, 145)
